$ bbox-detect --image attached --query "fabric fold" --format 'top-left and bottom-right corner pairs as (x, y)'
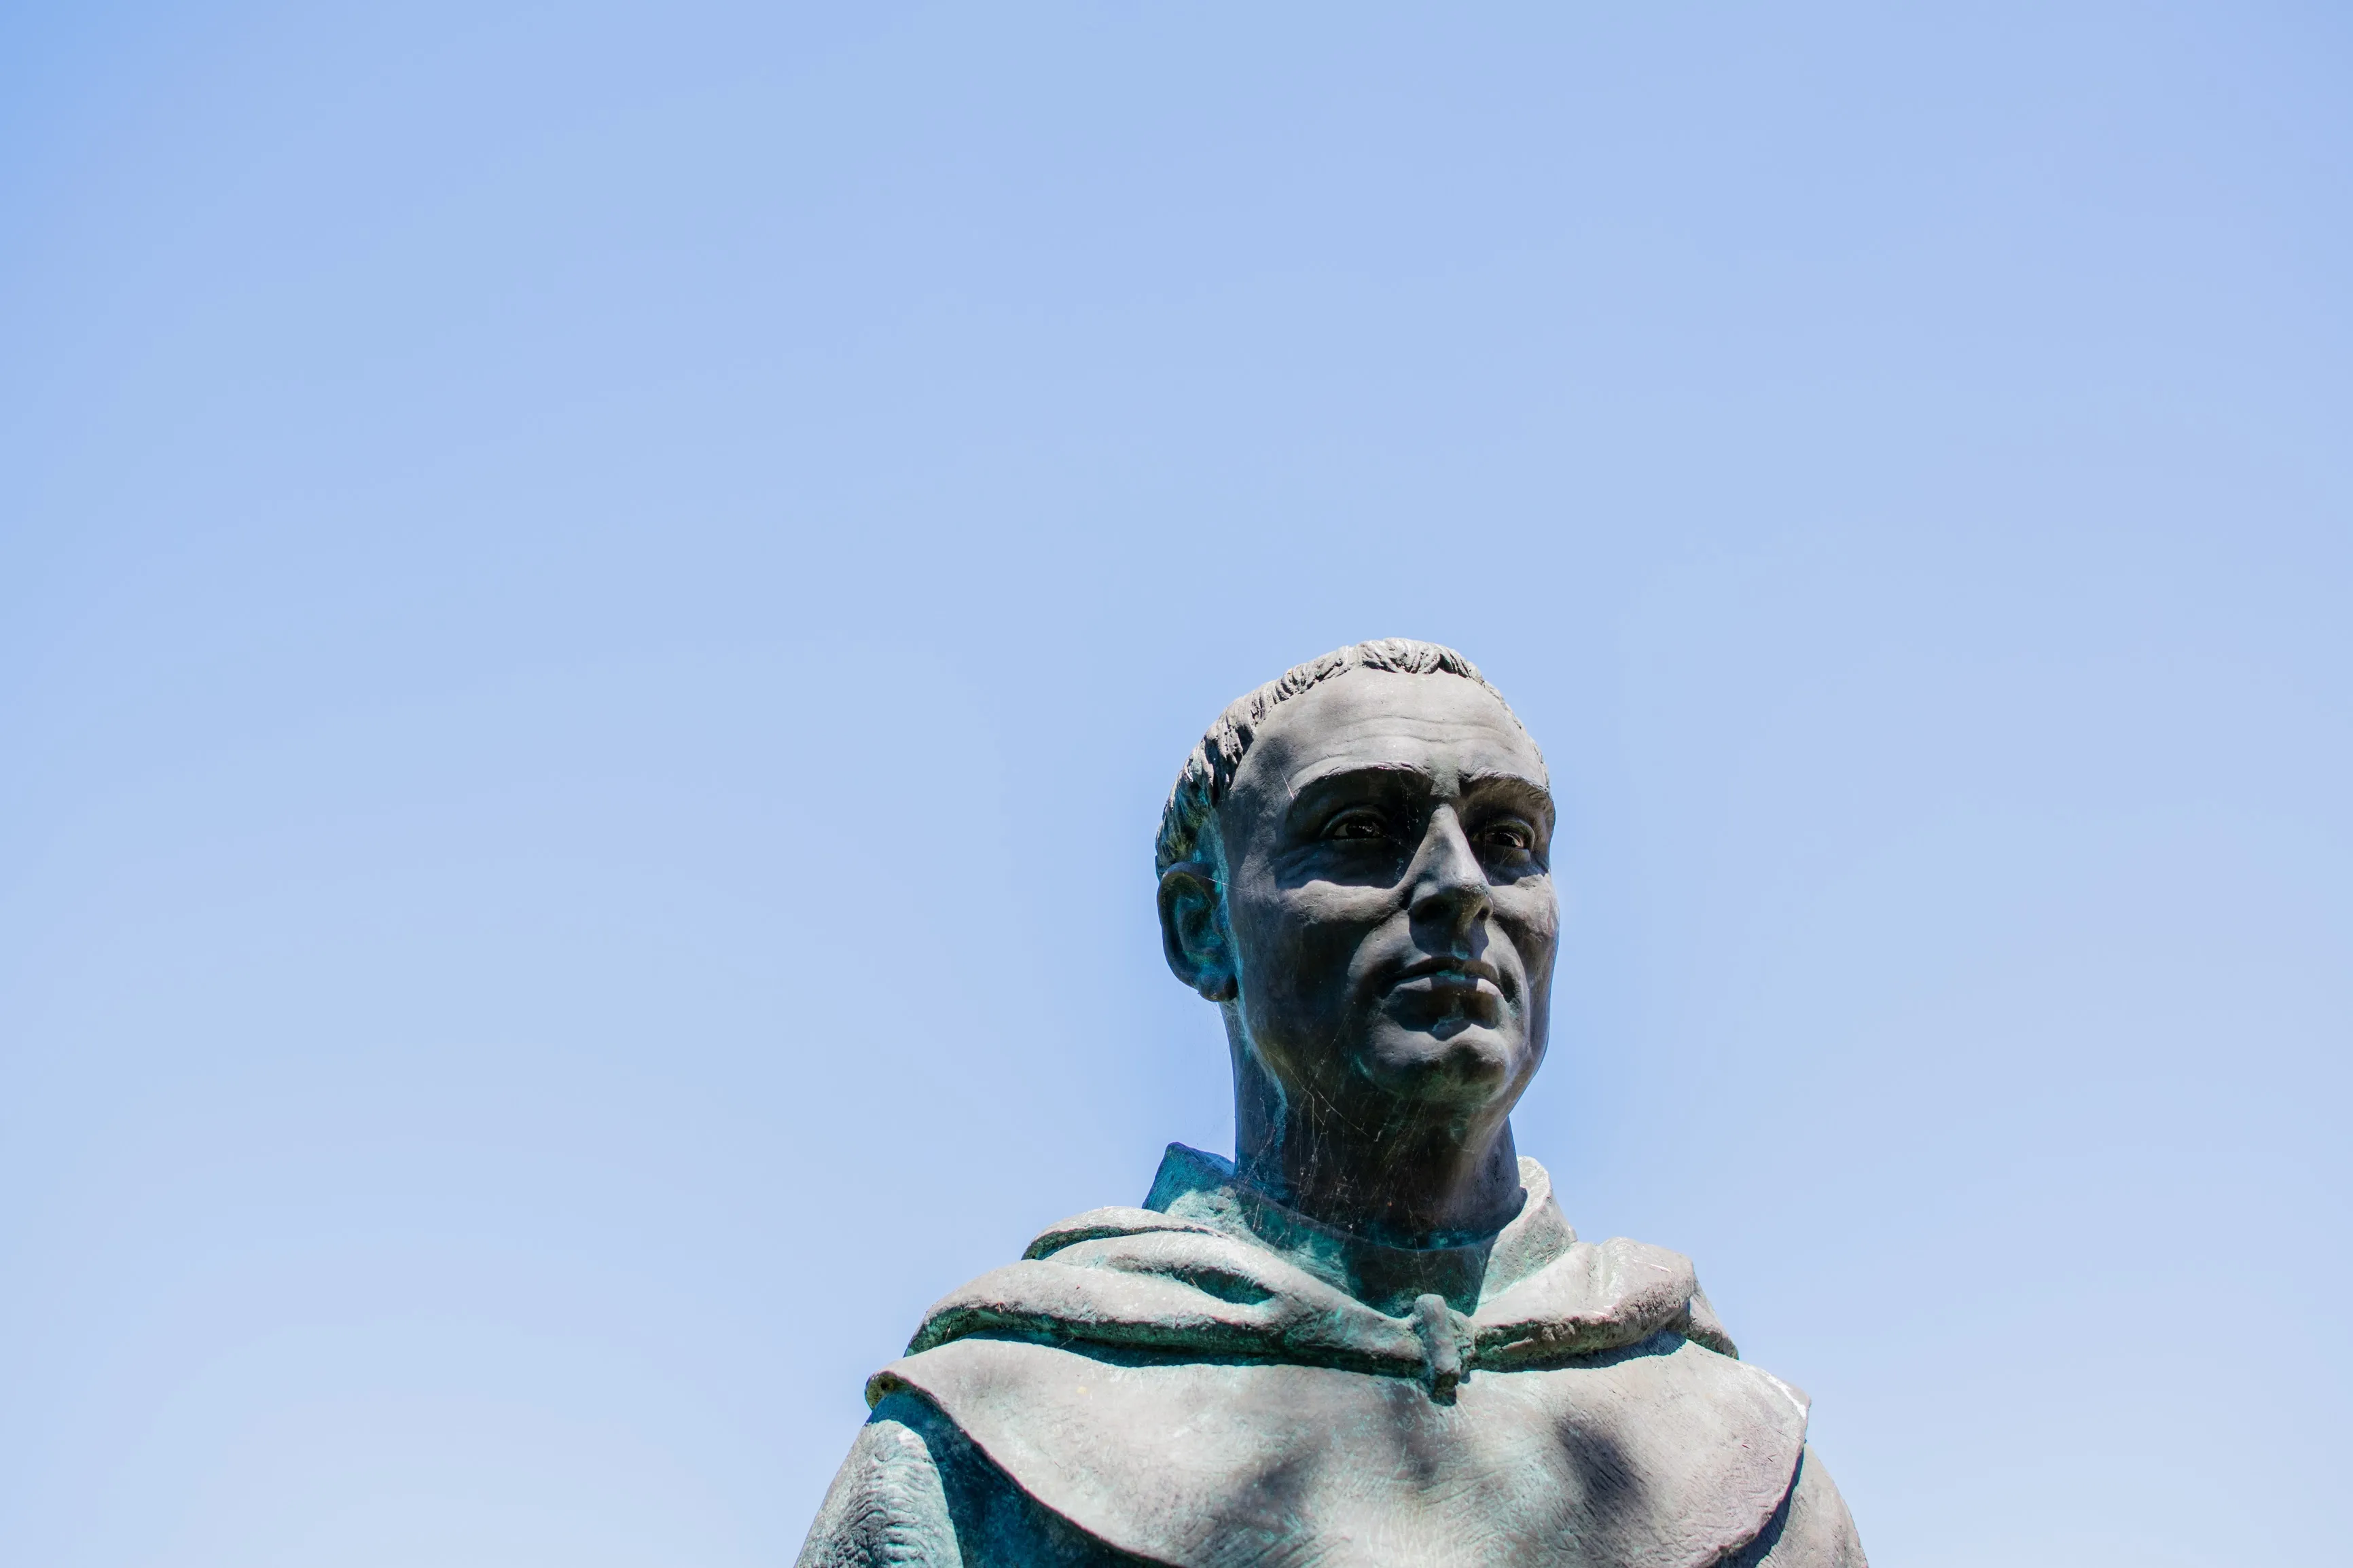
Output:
(864, 1146), (1809, 1568)
(906, 1146), (1735, 1383)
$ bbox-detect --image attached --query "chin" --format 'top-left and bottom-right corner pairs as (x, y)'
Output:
(1359, 1021), (1523, 1106)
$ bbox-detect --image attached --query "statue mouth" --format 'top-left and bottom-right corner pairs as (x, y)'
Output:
(1384, 957), (1507, 1008)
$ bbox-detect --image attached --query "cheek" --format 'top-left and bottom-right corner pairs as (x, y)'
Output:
(1494, 888), (1560, 964)
(1233, 883), (1395, 987)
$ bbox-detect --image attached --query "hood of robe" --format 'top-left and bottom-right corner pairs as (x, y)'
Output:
(865, 1148), (1812, 1568)
(903, 1145), (1737, 1386)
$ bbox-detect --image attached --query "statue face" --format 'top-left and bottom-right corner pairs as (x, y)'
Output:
(1207, 672), (1558, 1120)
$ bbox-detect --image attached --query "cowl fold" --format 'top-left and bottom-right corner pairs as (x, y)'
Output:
(908, 1145), (1736, 1391)
(863, 1147), (1814, 1568)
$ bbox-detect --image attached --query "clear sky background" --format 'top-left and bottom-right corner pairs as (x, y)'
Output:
(3, 4), (2348, 1565)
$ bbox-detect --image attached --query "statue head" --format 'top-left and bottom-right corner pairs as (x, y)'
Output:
(1155, 640), (1557, 1238)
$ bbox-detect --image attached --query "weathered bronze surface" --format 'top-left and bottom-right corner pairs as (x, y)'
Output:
(798, 641), (1867, 1567)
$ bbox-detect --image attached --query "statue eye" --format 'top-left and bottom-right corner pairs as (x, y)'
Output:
(1477, 820), (1534, 853)
(1324, 809), (1390, 842)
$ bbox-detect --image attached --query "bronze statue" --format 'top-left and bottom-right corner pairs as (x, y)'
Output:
(800, 640), (1866, 1567)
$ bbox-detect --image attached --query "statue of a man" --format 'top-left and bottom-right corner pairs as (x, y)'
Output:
(799, 640), (1867, 1567)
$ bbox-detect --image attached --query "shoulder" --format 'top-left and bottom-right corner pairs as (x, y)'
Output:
(795, 1393), (963, 1568)
(1729, 1445), (1870, 1568)
(800, 1390), (1156, 1568)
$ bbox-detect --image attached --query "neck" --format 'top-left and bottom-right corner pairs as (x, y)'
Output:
(1228, 1046), (1524, 1248)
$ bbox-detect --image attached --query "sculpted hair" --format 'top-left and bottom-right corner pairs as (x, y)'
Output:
(1154, 638), (1532, 877)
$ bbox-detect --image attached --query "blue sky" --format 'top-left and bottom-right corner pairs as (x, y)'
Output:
(3, 3), (2348, 1564)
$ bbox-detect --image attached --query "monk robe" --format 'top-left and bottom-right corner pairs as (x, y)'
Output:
(799, 1146), (1865, 1567)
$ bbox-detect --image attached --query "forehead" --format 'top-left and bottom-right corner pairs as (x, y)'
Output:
(1229, 671), (1547, 802)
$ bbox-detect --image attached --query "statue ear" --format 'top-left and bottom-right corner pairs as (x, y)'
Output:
(1157, 862), (1238, 1003)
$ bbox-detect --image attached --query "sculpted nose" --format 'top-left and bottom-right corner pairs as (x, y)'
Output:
(1407, 806), (1490, 945)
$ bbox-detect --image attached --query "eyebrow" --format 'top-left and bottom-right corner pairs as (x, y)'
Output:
(1283, 760), (1552, 802)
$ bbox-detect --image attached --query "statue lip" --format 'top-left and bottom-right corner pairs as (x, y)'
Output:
(1385, 955), (1504, 998)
